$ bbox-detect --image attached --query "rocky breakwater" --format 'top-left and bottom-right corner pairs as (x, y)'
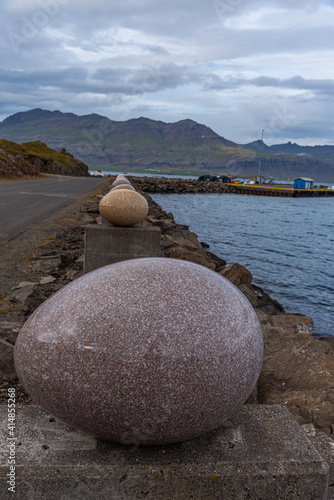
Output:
(129, 176), (235, 194)
(1, 177), (333, 453)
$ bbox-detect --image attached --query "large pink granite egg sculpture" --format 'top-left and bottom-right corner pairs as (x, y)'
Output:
(14, 258), (263, 445)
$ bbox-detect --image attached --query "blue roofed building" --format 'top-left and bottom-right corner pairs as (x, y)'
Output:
(294, 178), (314, 189)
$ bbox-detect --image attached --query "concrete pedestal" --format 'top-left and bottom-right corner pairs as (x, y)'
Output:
(84, 224), (161, 273)
(0, 405), (329, 499)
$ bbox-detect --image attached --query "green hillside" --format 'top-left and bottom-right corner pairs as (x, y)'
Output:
(0, 138), (89, 179)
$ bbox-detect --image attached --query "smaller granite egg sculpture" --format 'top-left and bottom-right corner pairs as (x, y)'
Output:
(99, 189), (148, 226)
(110, 184), (135, 192)
(111, 178), (131, 188)
(14, 258), (263, 445)
(116, 174), (126, 179)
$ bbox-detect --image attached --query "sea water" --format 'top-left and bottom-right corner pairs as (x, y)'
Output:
(152, 193), (334, 338)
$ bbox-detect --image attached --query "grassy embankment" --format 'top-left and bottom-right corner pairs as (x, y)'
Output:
(0, 139), (87, 179)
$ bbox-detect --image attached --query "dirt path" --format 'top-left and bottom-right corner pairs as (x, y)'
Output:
(0, 180), (109, 402)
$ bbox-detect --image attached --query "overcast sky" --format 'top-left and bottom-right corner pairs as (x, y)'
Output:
(1, 0), (333, 145)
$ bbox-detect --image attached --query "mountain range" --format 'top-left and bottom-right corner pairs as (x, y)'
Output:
(244, 140), (334, 165)
(1, 108), (334, 181)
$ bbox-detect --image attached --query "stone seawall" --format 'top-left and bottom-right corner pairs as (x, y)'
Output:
(0, 177), (333, 442)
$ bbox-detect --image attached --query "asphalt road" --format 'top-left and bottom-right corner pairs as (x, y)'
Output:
(0, 175), (107, 243)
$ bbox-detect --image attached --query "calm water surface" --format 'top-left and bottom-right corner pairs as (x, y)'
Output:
(152, 193), (334, 338)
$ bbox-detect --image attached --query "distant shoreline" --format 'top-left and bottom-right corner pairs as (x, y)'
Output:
(109, 175), (334, 198)
(89, 169), (334, 185)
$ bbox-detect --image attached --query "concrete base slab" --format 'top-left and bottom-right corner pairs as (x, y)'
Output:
(84, 224), (161, 273)
(302, 424), (334, 500)
(0, 405), (329, 499)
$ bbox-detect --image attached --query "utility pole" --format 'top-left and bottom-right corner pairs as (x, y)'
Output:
(258, 129), (265, 183)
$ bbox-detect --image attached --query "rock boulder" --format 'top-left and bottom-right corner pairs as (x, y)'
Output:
(219, 263), (253, 288)
(257, 313), (334, 432)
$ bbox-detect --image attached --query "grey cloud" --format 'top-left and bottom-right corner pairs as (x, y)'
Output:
(210, 0), (322, 24)
(92, 63), (196, 93)
(0, 0), (333, 146)
(0, 62), (333, 125)
(253, 76), (334, 95)
(31, 0), (324, 37)
(3, 2), (332, 66)
(0, 63), (201, 98)
(206, 74), (334, 97)
(0, 67), (87, 86)
(1, 0), (217, 45)
(203, 25), (334, 60)
(202, 95), (334, 146)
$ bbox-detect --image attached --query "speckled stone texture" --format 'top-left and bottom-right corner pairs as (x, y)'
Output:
(99, 189), (148, 226)
(14, 258), (263, 445)
(111, 178), (131, 188)
(110, 184), (135, 192)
